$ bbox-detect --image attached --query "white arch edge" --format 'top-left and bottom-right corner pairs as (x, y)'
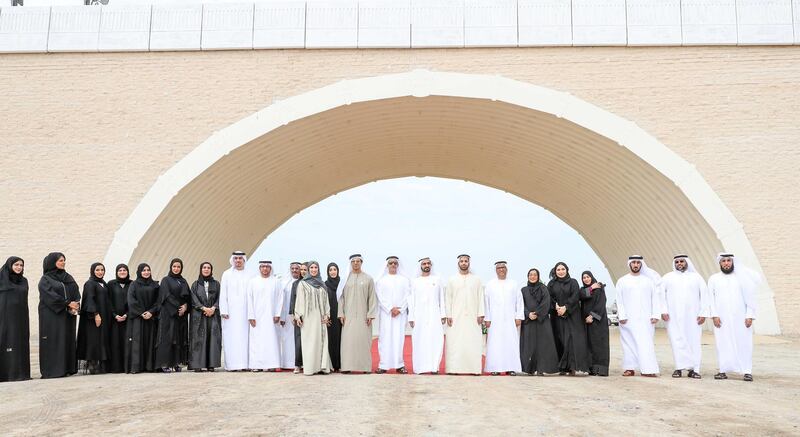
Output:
(104, 69), (780, 334)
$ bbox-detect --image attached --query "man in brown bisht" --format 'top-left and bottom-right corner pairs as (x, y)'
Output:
(337, 254), (377, 374)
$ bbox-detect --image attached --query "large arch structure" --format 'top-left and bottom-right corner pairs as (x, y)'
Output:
(104, 70), (779, 334)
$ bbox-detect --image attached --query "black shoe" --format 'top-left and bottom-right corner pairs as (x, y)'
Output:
(714, 372), (728, 380)
(687, 370), (701, 379)
(207, 368), (215, 372)
(376, 369), (387, 374)
(672, 370), (682, 378)
(193, 369), (203, 373)
(396, 367), (408, 374)
(508, 371), (516, 376)
(174, 366), (181, 373)
(743, 374), (753, 382)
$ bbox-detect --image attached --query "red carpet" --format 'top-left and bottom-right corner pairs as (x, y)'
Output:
(370, 335), (488, 374)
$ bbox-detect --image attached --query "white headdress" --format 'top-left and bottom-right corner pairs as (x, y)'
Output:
(415, 257), (438, 278)
(376, 256), (411, 283)
(716, 252), (761, 293)
(336, 254), (363, 300)
(229, 251), (247, 269)
(627, 255), (661, 285)
(671, 254), (698, 274)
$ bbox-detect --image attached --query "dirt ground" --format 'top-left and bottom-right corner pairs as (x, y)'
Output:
(1, 329), (798, 436)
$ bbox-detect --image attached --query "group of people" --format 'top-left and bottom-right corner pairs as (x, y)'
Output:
(0, 250), (759, 383)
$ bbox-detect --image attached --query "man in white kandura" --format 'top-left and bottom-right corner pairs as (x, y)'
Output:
(375, 256), (411, 374)
(247, 260), (283, 372)
(660, 254), (709, 379)
(408, 257), (445, 375)
(615, 255), (661, 377)
(219, 250), (253, 371)
(708, 253), (760, 382)
(483, 261), (523, 376)
(445, 254), (485, 375)
(278, 262), (301, 370)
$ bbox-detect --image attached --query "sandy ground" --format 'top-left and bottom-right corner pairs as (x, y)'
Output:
(1, 328), (798, 436)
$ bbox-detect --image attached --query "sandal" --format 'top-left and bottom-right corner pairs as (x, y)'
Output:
(396, 367), (408, 374)
(687, 370), (701, 379)
(672, 370), (682, 378)
(743, 374), (753, 382)
(376, 369), (388, 374)
(714, 372), (727, 380)
(622, 370), (635, 377)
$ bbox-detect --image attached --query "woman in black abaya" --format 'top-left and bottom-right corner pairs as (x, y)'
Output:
(125, 263), (160, 373)
(579, 270), (610, 376)
(547, 262), (590, 375)
(0, 256), (31, 382)
(106, 264), (130, 373)
(38, 252), (81, 379)
(76, 262), (112, 374)
(325, 263), (342, 372)
(188, 262), (221, 371)
(155, 258), (190, 372)
(519, 268), (559, 375)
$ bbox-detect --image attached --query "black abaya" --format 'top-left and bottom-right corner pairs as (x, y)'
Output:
(0, 256), (30, 382)
(106, 277), (129, 373)
(125, 265), (160, 373)
(580, 279), (610, 376)
(38, 252), (80, 379)
(325, 271), (342, 371)
(155, 271), (190, 369)
(289, 278), (303, 367)
(188, 278), (221, 370)
(519, 282), (559, 374)
(76, 265), (112, 373)
(548, 277), (590, 373)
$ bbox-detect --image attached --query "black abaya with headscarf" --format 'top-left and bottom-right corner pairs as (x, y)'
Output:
(325, 262), (342, 371)
(106, 264), (130, 373)
(289, 275), (303, 368)
(38, 252), (80, 379)
(76, 262), (112, 373)
(0, 256), (31, 382)
(519, 278), (559, 375)
(125, 263), (160, 373)
(189, 262), (221, 370)
(548, 263), (590, 373)
(579, 271), (610, 376)
(155, 258), (191, 369)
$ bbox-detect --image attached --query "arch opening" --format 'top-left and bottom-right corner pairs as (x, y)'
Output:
(104, 70), (780, 334)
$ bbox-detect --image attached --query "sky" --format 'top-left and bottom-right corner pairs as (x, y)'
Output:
(251, 176), (617, 302)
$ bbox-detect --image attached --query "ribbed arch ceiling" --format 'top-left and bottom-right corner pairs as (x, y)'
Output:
(127, 95), (722, 283)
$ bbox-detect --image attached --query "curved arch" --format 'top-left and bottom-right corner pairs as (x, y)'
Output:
(104, 70), (780, 334)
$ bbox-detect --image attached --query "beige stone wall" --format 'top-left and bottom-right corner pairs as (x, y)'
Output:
(1, 47), (798, 334)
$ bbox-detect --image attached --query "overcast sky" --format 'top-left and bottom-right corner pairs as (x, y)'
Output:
(251, 176), (617, 302)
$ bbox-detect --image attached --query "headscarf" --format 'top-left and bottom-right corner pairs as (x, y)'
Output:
(716, 253), (761, 294)
(549, 261), (571, 283)
(168, 258), (184, 280)
(325, 262), (340, 291)
(671, 254), (698, 274)
(0, 256), (25, 291)
(626, 255), (662, 285)
(198, 262), (214, 283)
(135, 263), (154, 286)
(415, 257), (438, 278)
(580, 270), (597, 288)
(303, 261), (326, 289)
(115, 263), (132, 285)
(42, 252), (76, 286)
(377, 256), (411, 283)
(526, 268), (542, 288)
(89, 262), (107, 285)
